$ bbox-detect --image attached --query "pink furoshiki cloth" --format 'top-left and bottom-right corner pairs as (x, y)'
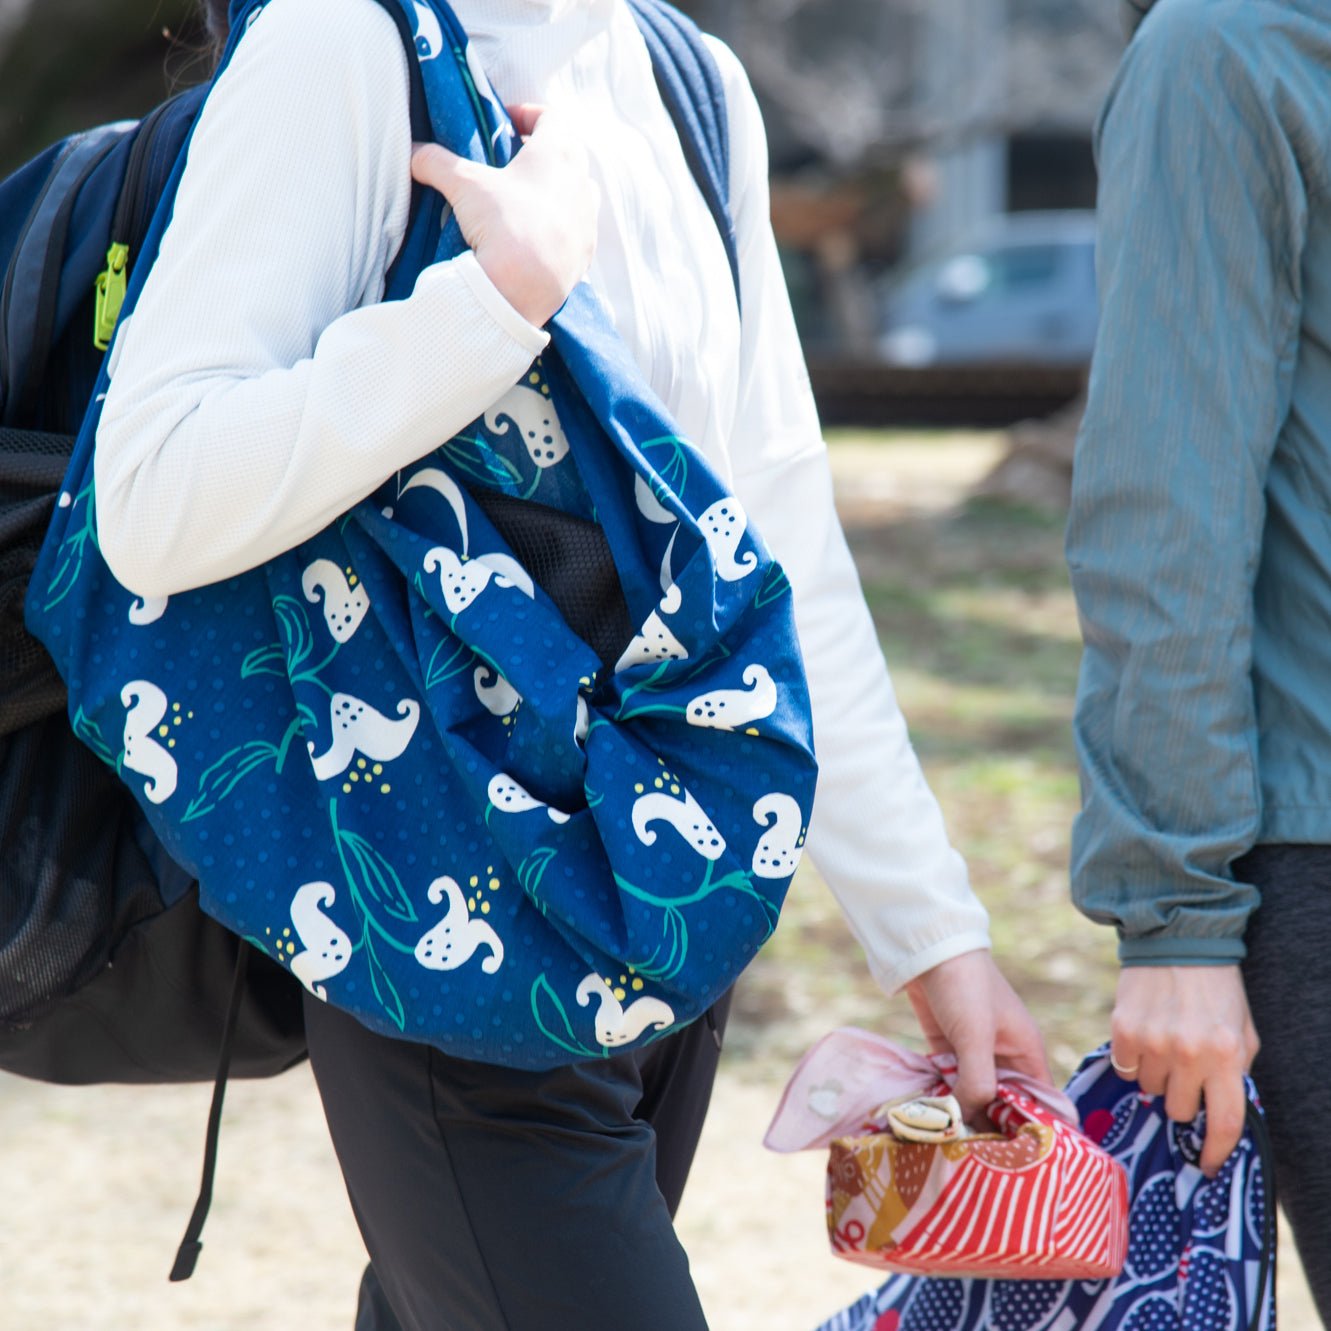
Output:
(764, 1028), (1128, 1280)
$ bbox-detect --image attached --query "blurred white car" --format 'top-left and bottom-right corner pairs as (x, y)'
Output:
(878, 211), (1098, 369)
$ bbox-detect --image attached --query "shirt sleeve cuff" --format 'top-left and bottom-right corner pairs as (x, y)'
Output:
(866, 931), (994, 997)
(1118, 934), (1248, 966)
(452, 251), (551, 358)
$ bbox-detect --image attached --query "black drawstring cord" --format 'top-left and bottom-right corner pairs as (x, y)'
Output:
(703, 1004), (722, 1051)
(169, 942), (248, 1282)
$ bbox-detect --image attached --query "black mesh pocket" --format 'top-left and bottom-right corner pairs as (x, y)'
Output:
(0, 427), (74, 734)
(466, 487), (634, 672)
(0, 713), (167, 1028)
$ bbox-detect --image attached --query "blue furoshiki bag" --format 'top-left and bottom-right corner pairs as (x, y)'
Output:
(816, 1049), (1276, 1331)
(25, 0), (817, 1070)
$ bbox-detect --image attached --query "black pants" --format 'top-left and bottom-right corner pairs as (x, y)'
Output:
(1239, 844), (1331, 1326)
(303, 988), (731, 1331)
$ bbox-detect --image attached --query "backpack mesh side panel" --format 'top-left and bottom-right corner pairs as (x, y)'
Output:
(0, 713), (165, 1028)
(0, 425), (73, 735)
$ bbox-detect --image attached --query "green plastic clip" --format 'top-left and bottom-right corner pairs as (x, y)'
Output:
(93, 242), (130, 351)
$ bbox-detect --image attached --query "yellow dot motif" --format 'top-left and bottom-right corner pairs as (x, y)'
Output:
(381, 783), (391, 794)
(480, 901), (490, 914)
(632, 978), (644, 992)
(158, 725), (169, 737)
(488, 877), (499, 892)
(372, 764), (383, 775)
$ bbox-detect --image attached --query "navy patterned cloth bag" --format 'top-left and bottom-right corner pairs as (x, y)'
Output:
(816, 1049), (1276, 1331)
(25, 0), (817, 1070)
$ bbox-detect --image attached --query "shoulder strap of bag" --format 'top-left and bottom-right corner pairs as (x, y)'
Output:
(626, 0), (742, 310)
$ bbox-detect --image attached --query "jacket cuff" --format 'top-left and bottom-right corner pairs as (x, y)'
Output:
(1118, 934), (1247, 966)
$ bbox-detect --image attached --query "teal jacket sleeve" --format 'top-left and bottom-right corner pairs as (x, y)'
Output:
(1067, 1), (1313, 965)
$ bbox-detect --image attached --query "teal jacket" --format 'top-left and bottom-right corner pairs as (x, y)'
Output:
(1069, 0), (1331, 964)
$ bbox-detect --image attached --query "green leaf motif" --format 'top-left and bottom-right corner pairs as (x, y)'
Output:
(273, 595), (314, 670)
(181, 740), (279, 822)
(441, 434), (523, 490)
(241, 643), (287, 679)
(640, 436), (690, 499)
(363, 927), (407, 1033)
(634, 905), (688, 982)
(425, 637), (475, 692)
(72, 705), (115, 766)
(530, 973), (600, 1059)
(334, 825), (418, 925)
(518, 845), (558, 898)
(753, 562), (792, 610)
(42, 481), (98, 613)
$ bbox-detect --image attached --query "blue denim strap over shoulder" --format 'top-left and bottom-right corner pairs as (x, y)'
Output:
(25, 0), (817, 1070)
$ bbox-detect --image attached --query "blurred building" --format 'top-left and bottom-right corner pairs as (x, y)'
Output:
(679, 0), (1124, 354)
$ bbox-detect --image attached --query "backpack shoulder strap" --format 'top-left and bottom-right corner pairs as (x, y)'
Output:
(1, 124), (127, 426)
(626, 0), (742, 311)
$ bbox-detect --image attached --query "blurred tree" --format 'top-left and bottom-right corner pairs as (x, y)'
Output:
(673, 0), (1121, 173)
(0, 0), (206, 172)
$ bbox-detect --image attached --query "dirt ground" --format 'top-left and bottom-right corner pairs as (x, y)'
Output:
(0, 434), (1315, 1330)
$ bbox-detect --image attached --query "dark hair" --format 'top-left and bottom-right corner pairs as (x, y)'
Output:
(202, 0), (231, 53)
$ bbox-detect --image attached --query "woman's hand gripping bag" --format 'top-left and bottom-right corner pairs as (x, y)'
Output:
(765, 1029), (1129, 1279)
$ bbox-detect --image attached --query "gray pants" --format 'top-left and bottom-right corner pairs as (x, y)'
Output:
(1240, 844), (1331, 1326)
(303, 988), (730, 1331)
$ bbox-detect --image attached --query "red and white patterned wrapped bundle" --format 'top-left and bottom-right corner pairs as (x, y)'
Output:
(824, 1082), (1128, 1277)
(765, 1029), (1129, 1280)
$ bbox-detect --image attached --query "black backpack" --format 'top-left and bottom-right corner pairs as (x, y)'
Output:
(0, 84), (308, 1082)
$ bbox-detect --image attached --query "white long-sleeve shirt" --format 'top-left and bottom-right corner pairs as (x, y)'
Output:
(93, 0), (990, 993)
